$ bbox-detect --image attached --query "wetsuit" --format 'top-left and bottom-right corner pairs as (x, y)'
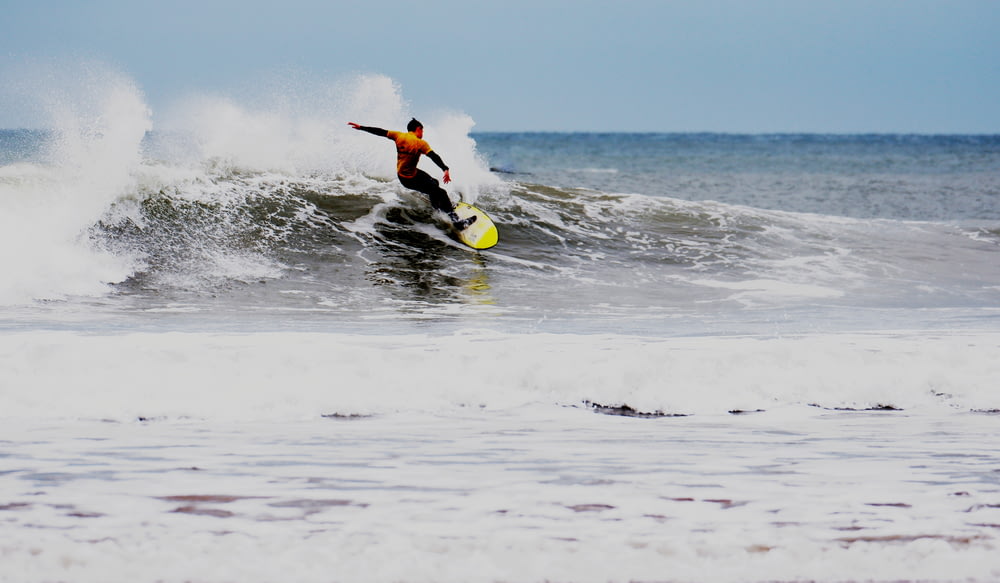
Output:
(354, 126), (453, 214)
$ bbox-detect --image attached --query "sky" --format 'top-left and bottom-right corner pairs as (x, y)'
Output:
(1, 0), (998, 133)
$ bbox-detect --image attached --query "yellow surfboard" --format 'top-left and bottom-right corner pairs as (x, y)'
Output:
(451, 201), (499, 250)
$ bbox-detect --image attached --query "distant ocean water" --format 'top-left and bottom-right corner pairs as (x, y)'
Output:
(1, 73), (999, 583)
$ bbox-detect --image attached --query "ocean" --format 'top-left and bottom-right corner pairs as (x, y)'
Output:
(2, 73), (1000, 583)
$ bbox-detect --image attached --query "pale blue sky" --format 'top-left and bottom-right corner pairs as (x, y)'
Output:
(2, 0), (998, 132)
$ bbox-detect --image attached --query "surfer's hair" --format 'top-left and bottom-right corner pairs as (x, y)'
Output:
(407, 118), (423, 132)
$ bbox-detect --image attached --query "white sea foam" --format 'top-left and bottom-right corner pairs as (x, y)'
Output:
(2, 372), (999, 583)
(692, 277), (844, 304)
(2, 329), (997, 421)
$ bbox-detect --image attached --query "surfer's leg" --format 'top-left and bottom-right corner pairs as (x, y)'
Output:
(400, 170), (453, 213)
(399, 172), (477, 230)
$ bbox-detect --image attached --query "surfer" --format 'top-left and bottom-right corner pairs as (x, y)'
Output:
(348, 118), (476, 230)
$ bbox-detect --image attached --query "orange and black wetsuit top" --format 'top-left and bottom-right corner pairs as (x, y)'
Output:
(354, 126), (449, 178)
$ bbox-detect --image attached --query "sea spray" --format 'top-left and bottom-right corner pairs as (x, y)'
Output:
(0, 60), (151, 304)
(154, 73), (500, 184)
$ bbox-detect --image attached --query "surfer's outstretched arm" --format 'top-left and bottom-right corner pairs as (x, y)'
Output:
(347, 122), (388, 137)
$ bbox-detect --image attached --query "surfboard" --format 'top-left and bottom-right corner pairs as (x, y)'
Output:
(451, 201), (499, 250)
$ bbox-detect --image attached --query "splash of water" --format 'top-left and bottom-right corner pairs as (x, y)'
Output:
(0, 59), (151, 304)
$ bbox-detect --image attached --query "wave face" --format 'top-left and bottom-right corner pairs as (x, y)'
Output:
(52, 160), (998, 336)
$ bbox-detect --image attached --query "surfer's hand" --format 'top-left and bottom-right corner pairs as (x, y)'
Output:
(443, 170), (451, 184)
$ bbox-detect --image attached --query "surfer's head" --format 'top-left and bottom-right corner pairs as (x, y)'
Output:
(407, 118), (423, 132)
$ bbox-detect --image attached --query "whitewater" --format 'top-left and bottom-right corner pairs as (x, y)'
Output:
(1, 62), (999, 583)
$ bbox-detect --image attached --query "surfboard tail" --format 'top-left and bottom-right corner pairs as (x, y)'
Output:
(452, 202), (498, 250)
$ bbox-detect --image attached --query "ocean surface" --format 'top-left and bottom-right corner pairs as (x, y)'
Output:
(2, 72), (1000, 583)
